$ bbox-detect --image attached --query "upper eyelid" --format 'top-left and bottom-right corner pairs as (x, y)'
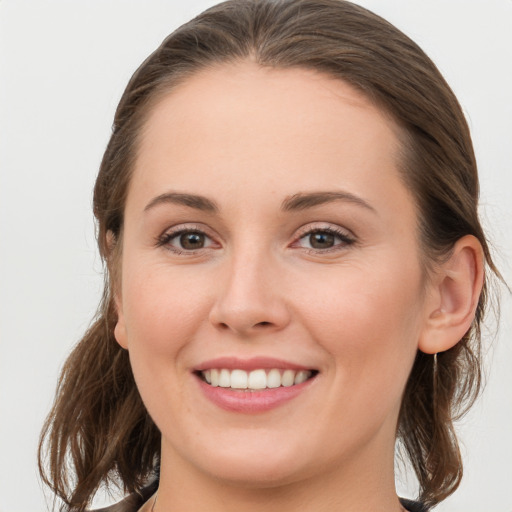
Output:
(294, 223), (355, 238)
(160, 223), (215, 237)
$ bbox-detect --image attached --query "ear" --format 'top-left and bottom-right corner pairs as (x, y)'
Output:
(106, 230), (128, 350)
(113, 292), (128, 350)
(418, 235), (484, 354)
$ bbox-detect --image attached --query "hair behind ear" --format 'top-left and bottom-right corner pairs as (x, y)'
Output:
(399, 235), (485, 508)
(419, 235), (485, 355)
(38, 296), (160, 511)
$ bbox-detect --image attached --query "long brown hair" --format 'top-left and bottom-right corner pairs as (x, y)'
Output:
(38, 1), (501, 510)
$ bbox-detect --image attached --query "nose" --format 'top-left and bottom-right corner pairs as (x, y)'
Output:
(208, 250), (291, 337)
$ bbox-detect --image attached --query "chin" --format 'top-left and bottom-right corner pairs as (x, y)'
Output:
(200, 454), (311, 489)
(164, 428), (320, 488)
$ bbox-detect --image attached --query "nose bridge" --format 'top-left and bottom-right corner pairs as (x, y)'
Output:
(228, 245), (272, 302)
(209, 240), (289, 334)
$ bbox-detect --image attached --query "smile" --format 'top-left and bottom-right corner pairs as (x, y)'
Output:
(194, 358), (319, 412)
(199, 368), (315, 390)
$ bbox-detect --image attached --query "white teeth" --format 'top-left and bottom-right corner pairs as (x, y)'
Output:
(266, 368), (281, 388)
(200, 368), (313, 390)
(248, 369), (267, 390)
(281, 369), (295, 387)
(219, 369), (231, 388)
(294, 370), (309, 385)
(230, 369), (248, 389)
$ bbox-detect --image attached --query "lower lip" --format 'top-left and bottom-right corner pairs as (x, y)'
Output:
(196, 375), (316, 413)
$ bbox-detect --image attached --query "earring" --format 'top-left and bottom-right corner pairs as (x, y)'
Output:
(433, 352), (438, 421)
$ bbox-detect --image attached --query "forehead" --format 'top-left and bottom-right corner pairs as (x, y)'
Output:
(131, 61), (411, 219)
(139, 61), (400, 152)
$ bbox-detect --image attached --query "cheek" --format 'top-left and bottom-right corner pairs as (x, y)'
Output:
(119, 262), (215, 424)
(121, 261), (212, 368)
(297, 260), (423, 392)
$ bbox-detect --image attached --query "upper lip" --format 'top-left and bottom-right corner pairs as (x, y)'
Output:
(194, 356), (315, 372)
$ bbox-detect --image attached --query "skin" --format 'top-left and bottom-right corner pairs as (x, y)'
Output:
(114, 61), (482, 512)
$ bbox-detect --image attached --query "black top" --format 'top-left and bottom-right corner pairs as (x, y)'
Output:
(401, 498), (429, 512)
(93, 481), (429, 512)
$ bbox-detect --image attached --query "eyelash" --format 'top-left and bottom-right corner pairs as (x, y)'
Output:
(155, 226), (216, 255)
(155, 224), (356, 255)
(293, 226), (356, 253)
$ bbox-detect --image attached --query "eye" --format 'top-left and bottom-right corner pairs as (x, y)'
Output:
(176, 232), (208, 250)
(157, 227), (216, 253)
(294, 227), (355, 252)
(305, 231), (336, 249)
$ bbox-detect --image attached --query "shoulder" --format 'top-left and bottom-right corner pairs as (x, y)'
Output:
(90, 481), (158, 512)
(91, 494), (142, 512)
(400, 497), (430, 512)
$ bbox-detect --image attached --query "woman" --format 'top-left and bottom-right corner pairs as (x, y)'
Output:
(38, 1), (501, 511)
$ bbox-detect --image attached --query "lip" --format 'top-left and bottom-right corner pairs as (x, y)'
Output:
(193, 357), (318, 414)
(194, 356), (313, 372)
(196, 376), (316, 413)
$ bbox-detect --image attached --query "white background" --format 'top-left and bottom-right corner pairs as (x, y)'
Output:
(0, 1), (511, 511)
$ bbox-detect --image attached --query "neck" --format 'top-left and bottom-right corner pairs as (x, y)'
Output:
(156, 430), (402, 512)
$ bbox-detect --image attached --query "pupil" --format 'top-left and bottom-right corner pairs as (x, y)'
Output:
(180, 232), (204, 249)
(310, 232), (334, 249)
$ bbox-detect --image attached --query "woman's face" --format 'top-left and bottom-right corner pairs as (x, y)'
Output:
(115, 62), (432, 487)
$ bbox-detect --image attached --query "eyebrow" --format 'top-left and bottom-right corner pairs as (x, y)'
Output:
(143, 190), (375, 215)
(144, 192), (219, 213)
(281, 191), (376, 213)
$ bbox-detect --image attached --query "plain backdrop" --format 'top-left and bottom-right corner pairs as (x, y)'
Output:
(0, 1), (511, 511)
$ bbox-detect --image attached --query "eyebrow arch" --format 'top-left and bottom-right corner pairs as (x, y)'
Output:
(282, 191), (376, 214)
(144, 192), (219, 213)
